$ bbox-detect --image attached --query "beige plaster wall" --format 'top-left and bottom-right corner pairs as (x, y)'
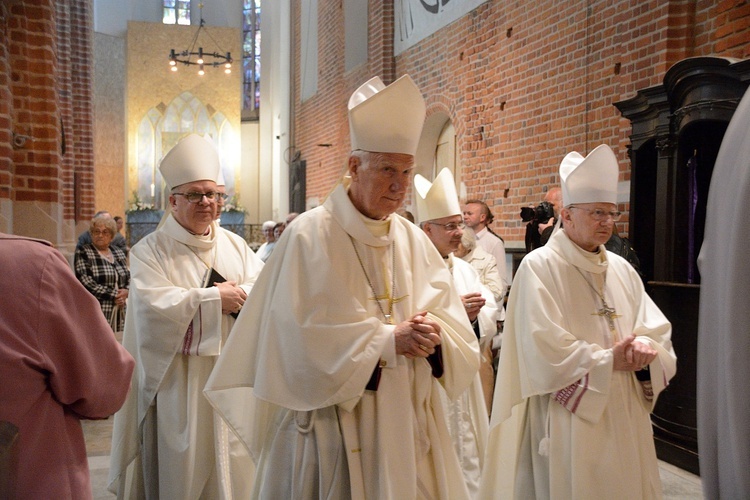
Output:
(240, 120), (260, 222)
(94, 32), (127, 218)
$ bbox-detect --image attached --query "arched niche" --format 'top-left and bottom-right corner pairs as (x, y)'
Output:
(413, 111), (460, 221)
(132, 92), (237, 209)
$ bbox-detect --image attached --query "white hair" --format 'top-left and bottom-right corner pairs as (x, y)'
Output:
(460, 226), (477, 251)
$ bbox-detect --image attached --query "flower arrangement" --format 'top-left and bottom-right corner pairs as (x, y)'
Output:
(222, 194), (247, 213)
(126, 191), (155, 213)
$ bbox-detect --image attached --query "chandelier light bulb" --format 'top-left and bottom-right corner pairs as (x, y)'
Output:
(197, 47), (204, 65)
(198, 64), (205, 76)
(171, 66), (178, 72)
(224, 68), (231, 74)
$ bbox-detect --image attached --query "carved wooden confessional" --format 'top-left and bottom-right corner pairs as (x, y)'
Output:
(615, 56), (750, 474)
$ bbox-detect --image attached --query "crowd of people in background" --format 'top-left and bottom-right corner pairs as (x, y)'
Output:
(1, 74), (688, 499)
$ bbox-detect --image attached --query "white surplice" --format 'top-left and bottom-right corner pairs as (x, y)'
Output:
(205, 181), (480, 499)
(439, 255), (495, 497)
(108, 215), (264, 499)
(479, 229), (677, 500)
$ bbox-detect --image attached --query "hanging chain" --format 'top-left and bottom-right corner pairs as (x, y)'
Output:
(350, 236), (396, 325)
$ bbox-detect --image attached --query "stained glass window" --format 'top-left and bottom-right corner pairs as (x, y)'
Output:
(163, 0), (190, 25)
(243, 0), (261, 115)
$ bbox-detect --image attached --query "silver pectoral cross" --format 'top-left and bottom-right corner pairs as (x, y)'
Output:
(595, 299), (621, 331)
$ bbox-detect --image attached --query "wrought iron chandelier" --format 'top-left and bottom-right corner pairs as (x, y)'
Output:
(168, 4), (232, 76)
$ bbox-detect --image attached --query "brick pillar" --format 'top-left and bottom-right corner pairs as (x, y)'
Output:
(0, 2), (13, 233)
(1, 0), (95, 250)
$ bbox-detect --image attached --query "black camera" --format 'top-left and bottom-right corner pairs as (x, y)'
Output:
(520, 201), (556, 225)
(521, 201), (557, 253)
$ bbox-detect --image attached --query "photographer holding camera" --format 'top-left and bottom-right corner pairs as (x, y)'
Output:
(521, 187), (562, 252)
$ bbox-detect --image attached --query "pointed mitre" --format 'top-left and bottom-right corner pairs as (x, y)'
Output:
(159, 134), (221, 189)
(414, 168), (462, 223)
(560, 144), (619, 206)
(348, 74), (426, 155)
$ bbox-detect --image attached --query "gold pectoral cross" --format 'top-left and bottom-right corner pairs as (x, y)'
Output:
(370, 292), (408, 324)
(594, 299), (621, 332)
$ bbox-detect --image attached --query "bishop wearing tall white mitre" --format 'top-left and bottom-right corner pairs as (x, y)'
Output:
(205, 75), (479, 499)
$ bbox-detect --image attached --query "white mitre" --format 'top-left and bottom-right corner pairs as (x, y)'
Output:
(560, 144), (619, 206)
(414, 168), (462, 224)
(159, 134), (221, 189)
(348, 74), (426, 155)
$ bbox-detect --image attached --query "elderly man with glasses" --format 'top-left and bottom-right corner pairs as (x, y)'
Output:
(109, 134), (264, 499)
(480, 144), (677, 499)
(416, 168), (497, 496)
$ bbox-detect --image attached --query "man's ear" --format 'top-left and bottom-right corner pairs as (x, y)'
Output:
(560, 208), (573, 225)
(348, 155), (360, 181)
(168, 194), (177, 209)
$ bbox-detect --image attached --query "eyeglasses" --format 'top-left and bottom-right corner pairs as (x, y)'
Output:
(173, 191), (229, 203)
(91, 229), (111, 236)
(429, 221), (466, 232)
(569, 206), (621, 221)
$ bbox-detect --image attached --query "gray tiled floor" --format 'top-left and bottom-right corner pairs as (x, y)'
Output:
(660, 460), (703, 499)
(84, 416), (704, 498)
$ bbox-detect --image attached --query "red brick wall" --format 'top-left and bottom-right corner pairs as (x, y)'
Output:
(0, 0), (94, 241)
(7, 1), (62, 206)
(292, 1), (396, 200)
(60, 0), (95, 223)
(293, 0), (750, 242)
(0, 2), (13, 202)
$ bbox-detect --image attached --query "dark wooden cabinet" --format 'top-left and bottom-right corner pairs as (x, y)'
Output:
(615, 57), (750, 474)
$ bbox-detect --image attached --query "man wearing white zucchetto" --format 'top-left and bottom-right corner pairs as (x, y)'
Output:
(480, 144), (677, 499)
(108, 133), (264, 499)
(205, 75), (479, 499)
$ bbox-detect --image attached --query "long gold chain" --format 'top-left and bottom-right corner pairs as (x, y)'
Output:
(350, 236), (398, 325)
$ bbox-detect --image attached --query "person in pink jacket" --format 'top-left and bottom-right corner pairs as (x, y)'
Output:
(0, 233), (134, 499)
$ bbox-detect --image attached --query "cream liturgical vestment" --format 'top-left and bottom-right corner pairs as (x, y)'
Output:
(108, 215), (264, 499)
(205, 182), (480, 499)
(479, 229), (676, 500)
(440, 255), (495, 497)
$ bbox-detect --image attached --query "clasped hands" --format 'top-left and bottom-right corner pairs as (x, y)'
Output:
(612, 334), (657, 371)
(394, 311), (442, 359)
(115, 288), (128, 307)
(216, 280), (247, 315)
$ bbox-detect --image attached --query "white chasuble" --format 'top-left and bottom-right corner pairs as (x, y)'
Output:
(109, 215), (264, 499)
(479, 229), (676, 500)
(206, 182), (480, 499)
(439, 255), (495, 497)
